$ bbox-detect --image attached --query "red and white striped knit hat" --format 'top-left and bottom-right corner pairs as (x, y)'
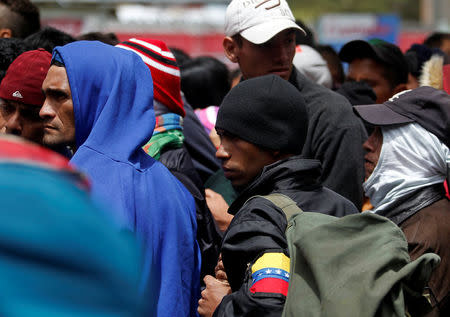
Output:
(116, 38), (185, 117)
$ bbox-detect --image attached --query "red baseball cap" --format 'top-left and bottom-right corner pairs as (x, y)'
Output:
(0, 49), (52, 106)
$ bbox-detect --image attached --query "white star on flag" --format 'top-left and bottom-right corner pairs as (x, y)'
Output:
(265, 269), (272, 274)
(275, 269), (281, 274)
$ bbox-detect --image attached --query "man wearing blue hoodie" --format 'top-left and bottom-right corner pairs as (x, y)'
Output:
(39, 41), (201, 317)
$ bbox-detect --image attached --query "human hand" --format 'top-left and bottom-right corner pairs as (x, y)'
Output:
(215, 253), (228, 283)
(205, 189), (233, 232)
(198, 275), (232, 317)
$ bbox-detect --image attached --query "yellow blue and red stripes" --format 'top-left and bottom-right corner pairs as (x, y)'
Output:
(249, 252), (290, 296)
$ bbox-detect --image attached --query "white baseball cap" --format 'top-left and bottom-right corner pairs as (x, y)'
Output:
(293, 45), (332, 88)
(225, 0), (305, 44)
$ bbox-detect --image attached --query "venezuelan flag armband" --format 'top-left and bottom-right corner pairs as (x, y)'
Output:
(249, 252), (290, 297)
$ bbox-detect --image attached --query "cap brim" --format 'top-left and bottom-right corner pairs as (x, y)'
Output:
(241, 20), (304, 45)
(353, 103), (415, 126)
(339, 40), (379, 63)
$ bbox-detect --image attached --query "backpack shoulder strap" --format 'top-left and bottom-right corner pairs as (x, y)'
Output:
(247, 193), (303, 222)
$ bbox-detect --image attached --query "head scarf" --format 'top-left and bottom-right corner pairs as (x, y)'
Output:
(364, 122), (449, 214)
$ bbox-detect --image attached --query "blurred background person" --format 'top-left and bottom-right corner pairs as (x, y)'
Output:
(0, 134), (148, 316)
(77, 31), (119, 46)
(339, 39), (409, 103)
(24, 26), (75, 53)
(180, 56), (230, 135)
(293, 44), (333, 89)
(0, 49), (51, 144)
(424, 32), (450, 57)
(0, 0), (40, 38)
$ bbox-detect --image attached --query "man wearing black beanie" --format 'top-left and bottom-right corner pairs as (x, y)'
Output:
(198, 75), (357, 317)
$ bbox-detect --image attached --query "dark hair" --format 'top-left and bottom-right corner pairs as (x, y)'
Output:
(295, 19), (316, 47)
(231, 34), (243, 48)
(24, 26), (75, 53)
(50, 59), (64, 67)
(0, 37), (30, 82)
(180, 56), (230, 109)
(424, 32), (450, 49)
(169, 47), (191, 65)
(77, 32), (119, 46)
(0, 0), (40, 38)
(316, 45), (345, 89)
(381, 63), (408, 89)
(405, 43), (445, 78)
(378, 44), (409, 88)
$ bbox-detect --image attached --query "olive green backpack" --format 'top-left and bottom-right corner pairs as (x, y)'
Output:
(255, 193), (440, 317)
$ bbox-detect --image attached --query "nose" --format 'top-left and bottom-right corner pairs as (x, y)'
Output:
(216, 144), (230, 160)
(362, 140), (370, 154)
(5, 110), (22, 136)
(273, 42), (293, 65)
(363, 128), (379, 153)
(39, 99), (55, 120)
(278, 45), (290, 63)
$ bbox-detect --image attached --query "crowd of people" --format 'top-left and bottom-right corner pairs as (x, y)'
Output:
(0, 0), (449, 316)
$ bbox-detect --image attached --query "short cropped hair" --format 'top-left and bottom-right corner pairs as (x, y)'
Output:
(25, 26), (75, 53)
(77, 32), (119, 46)
(0, 37), (29, 82)
(180, 56), (230, 109)
(0, 0), (40, 38)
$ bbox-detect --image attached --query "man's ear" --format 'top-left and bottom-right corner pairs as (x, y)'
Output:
(0, 28), (12, 38)
(223, 36), (239, 63)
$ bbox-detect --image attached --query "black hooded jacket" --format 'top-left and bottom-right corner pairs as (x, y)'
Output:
(289, 69), (367, 210)
(214, 156), (358, 317)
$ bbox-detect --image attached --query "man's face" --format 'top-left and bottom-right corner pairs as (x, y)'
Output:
(362, 127), (383, 179)
(216, 130), (277, 189)
(0, 98), (43, 143)
(40, 65), (76, 149)
(347, 58), (395, 103)
(226, 29), (296, 80)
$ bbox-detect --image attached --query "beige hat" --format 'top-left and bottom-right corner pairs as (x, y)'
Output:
(225, 0), (304, 44)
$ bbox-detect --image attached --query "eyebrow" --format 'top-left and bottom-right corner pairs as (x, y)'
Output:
(42, 87), (69, 98)
(0, 99), (41, 110)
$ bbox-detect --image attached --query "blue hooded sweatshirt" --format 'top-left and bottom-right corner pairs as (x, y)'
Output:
(53, 41), (201, 317)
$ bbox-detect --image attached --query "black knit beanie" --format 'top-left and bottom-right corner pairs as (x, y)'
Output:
(215, 74), (308, 154)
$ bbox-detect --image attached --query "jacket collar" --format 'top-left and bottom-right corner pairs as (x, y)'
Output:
(380, 184), (445, 225)
(228, 156), (322, 215)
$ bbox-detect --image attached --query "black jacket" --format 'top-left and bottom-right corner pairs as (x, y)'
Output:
(159, 146), (221, 279)
(214, 156), (358, 317)
(289, 69), (367, 210)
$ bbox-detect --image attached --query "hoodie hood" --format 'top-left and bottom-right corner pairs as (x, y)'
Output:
(54, 42), (200, 317)
(53, 41), (155, 164)
(228, 156), (322, 215)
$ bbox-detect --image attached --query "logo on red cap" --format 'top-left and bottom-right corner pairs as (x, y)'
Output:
(12, 91), (23, 99)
